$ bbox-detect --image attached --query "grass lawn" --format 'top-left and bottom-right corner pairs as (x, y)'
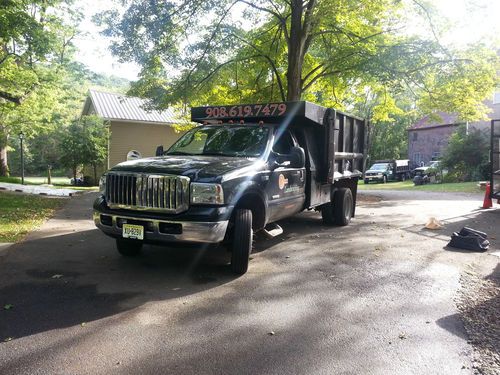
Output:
(0, 191), (67, 243)
(358, 180), (483, 193)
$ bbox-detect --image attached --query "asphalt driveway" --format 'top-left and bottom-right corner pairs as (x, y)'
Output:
(0, 190), (498, 374)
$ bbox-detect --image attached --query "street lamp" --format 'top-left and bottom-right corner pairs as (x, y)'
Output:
(19, 132), (25, 185)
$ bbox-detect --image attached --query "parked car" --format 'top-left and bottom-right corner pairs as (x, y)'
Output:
(364, 159), (411, 184)
(413, 161), (442, 185)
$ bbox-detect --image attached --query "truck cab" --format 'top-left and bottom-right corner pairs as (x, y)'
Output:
(93, 101), (367, 274)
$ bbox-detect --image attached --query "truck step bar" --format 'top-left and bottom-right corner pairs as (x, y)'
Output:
(262, 223), (284, 239)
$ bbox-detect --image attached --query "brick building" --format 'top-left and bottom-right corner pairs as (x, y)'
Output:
(408, 93), (500, 166)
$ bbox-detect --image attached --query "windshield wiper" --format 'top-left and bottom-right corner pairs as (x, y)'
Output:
(202, 152), (235, 157)
(166, 151), (192, 155)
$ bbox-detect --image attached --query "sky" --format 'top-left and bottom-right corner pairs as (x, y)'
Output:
(74, 0), (500, 82)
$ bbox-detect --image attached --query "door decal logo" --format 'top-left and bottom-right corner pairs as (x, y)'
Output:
(278, 174), (288, 190)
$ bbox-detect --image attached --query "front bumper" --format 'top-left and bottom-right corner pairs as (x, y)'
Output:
(94, 211), (229, 244)
(364, 175), (383, 182)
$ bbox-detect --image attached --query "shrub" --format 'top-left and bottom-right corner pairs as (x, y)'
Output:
(441, 125), (489, 182)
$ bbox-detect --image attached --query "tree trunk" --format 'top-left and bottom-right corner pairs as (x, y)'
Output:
(72, 166), (77, 185)
(0, 126), (9, 177)
(93, 163), (97, 186)
(286, 0), (305, 101)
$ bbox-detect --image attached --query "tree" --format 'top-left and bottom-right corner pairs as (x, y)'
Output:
(0, 0), (80, 175)
(96, 0), (498, 122)
(59, 116), (108, 184)
(441, 125), (489, 182)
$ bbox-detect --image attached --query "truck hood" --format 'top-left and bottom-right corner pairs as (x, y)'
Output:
(110, 155), (259, 182)
(366, 169), (384, 174)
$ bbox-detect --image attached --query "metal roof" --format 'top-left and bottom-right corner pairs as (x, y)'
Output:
(83, 89), (185, 125)
(409, 112), (459, 130)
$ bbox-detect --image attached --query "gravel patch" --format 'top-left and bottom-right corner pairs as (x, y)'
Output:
(456, 267), (500, 375)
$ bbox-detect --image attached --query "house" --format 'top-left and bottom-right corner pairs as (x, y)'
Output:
(408, 92), (500, 166)
(407, 113), (462, 166)
(81, 89), (187, 169)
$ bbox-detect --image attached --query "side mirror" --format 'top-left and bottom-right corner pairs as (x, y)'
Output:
(155, 145), (164, 156)
(289, 146), (305, 168)
(269, 147), (305, 169)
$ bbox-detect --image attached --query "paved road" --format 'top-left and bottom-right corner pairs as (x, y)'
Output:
(0, 191), (498, 374)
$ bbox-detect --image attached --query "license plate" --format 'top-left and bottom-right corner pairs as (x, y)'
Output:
(122, 224), (144, 240)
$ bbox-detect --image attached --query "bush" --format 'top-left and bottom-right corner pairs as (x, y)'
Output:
(441, 126), (489, 182)
(0, 176), (22, 184)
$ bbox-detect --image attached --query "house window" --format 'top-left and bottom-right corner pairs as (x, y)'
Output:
(494, 92), (500, 105)
(432, 152), (441, 160)
(412, 132), (418, 141)
(413, 153), (422, 165)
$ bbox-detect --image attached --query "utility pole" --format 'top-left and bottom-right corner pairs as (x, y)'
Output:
(19, 132), (25, 185)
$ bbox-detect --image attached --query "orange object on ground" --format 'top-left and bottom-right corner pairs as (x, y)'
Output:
(482, 183), (492, 208)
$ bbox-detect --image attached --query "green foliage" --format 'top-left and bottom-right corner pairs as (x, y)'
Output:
(441, 125), (490, 182)
(58, 116), (108, 183)
(96, 0), (498, 127)
(0, 176), (21, 184)
(0, 0), (82, 176)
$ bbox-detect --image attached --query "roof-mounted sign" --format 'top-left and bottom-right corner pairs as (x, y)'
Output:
(191, 101), (365, 126)
(191, 102), (290, 123)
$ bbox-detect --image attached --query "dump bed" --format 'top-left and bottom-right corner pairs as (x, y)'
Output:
(191, 101), (367, 183)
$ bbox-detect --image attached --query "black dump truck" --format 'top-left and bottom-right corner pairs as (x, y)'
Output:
(94, 101), (367, 274)
(364, 159), (411, 184)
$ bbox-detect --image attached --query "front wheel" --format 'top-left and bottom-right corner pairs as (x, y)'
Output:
(116, 238), (143, 256)
(231, 209), (253, 274)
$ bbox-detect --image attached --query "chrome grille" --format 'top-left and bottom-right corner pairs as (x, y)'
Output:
(105, 172), (190, 213)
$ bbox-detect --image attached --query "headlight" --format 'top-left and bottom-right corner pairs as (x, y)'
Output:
(190, 183), (224, 205)
(99, 175), (106, 194)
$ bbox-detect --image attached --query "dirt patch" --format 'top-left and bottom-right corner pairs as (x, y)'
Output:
(456, 267), (500, 375)
(357, 193), (382, 204)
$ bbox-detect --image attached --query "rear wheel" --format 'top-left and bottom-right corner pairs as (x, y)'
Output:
(322, 188), (354, 226)
(333, 188), (353, 226)
(116, 238), (143, 256)
(231, 209), (253, 274)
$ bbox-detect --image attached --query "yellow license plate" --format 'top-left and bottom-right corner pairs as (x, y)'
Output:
(122, 224), (144, 240)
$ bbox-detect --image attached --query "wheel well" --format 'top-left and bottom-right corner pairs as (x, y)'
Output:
(234, 193), (266, 230)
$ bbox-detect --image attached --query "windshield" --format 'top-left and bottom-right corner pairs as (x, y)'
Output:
(167, 125), (269, 157)
(369, 163), (389, 171)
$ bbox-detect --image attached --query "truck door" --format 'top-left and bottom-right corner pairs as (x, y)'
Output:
(267, 129), (306, 222)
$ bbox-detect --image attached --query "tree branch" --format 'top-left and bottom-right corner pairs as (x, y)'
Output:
(0, 91), (23, 105)
(230, 33), (286, 101)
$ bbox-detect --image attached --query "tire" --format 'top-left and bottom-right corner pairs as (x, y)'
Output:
(322, 188), (353, 226)
(333, 188), (353, 226)
(231, 209), (253, 274)
(116, 238), (143, 256)
(364, 179), (369, 184)
(382, 175), (387, 183)
(400, 173), (406, 182)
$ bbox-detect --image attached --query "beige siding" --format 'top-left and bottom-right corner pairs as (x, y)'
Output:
(108, 121), (182, 168)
